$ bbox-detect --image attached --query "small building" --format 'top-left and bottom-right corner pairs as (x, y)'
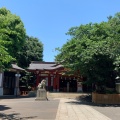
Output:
(27, 61), (83, 92)
(0, 64), (24, 96)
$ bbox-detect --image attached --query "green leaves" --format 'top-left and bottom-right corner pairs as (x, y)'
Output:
(55, 12), (120, 88)
(0, 7), (26, 69)
(0, 39), (15, 69)
(0, 7), (26, 58)
(0, 8), (43, 70)
(17, 36), (43, 68)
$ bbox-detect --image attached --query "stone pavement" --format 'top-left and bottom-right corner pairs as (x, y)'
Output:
(55, 98), (111, 120)
(0, 95), (113, 120)
(0, 97), (59, 120)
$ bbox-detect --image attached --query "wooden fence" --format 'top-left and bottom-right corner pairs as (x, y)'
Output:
(92, 92), (120, 104)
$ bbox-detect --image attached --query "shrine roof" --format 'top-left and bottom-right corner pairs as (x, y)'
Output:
(27, 61), (64, 71)
(10, 64), (25, 72)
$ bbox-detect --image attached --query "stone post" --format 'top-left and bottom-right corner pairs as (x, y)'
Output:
(14, 72), (21, 96)
(0, 72), (3, 96)
(116, 83), (120, 93)
(77, 82), (83, 92)
(67, 82), (69, 92)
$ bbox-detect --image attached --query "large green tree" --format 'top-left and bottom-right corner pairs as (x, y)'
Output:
(55, 12), (120, 92)
(17, 36), (43, 68)
(0, 7), (26, 59)
(0, 39), (14, 70)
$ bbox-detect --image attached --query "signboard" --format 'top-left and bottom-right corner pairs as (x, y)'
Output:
(40, 74), (48, 76)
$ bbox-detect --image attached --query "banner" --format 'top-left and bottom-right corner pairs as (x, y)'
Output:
(0, 73), (3, 87)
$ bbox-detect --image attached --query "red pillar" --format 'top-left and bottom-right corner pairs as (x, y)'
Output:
(36, 75), (39, 87)
(56, 74), (59, 92)
(53, 73), (60, 92)
(48, 73), (51, 91)
(53, 75), (56, 91)
(36, 71), (40, 87)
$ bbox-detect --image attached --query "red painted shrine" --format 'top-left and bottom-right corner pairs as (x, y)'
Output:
(27, 61), (83, 92)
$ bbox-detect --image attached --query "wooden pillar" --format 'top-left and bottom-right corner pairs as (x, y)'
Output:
(53, 73), (59, 92)
(36, 71), (40, 87)
(53, 75), (56, 92)
(36, 75), (39, 87)
(48, 73), (51, 91)
(56, 74), (59, 92)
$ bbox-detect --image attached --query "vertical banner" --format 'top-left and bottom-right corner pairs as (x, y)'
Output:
(0, 73), (3, 87)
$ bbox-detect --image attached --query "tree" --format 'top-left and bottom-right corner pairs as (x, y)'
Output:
(19, 71), (36, 91)
(55, 12), (120, 93)
(0, 39), (14, 70)
(0, 7), (26, 59)
(17, 36), (43, 68)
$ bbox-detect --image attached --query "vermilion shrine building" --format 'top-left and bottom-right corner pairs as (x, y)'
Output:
(27, 61), (83, 92)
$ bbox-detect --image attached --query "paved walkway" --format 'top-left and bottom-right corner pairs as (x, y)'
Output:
(55, 98), (111, 120)
(0, 97), (59, 120)
(0, 96), (112, 120)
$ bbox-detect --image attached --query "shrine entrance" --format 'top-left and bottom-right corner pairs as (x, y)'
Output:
(59, 77), (77, 92)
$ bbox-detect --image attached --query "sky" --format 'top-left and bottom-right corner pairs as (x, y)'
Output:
(0, 0), (120, 62)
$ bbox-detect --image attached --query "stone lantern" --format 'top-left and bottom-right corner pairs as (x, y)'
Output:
(115, 76), (120, 93)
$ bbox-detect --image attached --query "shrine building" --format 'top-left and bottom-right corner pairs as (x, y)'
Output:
(27, 61), (83, 92)
(0, 64), (24, 96)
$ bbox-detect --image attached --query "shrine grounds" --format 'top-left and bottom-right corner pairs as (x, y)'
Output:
(0, 93), (120, 120)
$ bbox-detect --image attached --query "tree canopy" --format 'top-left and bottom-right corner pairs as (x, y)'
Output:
(0, 7), (26, 59)
(0, 7), (43, 69)
(55, 12), (120, 91)
(17, 36), (43, 68)
(0, 39), (14, 70)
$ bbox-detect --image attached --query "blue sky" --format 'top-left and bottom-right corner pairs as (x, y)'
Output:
(0, 0), (120, 62)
